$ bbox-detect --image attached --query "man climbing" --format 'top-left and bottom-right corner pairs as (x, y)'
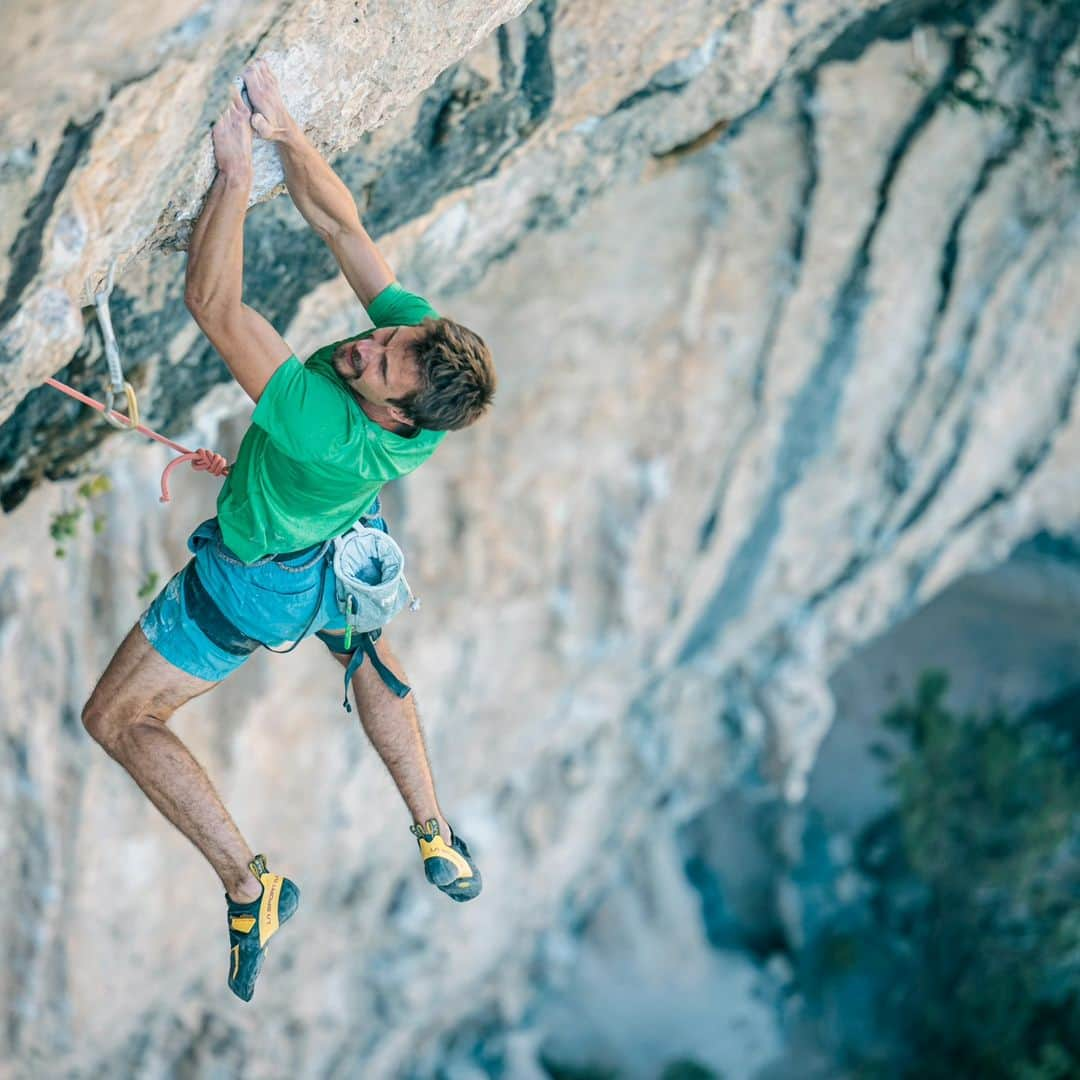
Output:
(80, 59), (496, 1001)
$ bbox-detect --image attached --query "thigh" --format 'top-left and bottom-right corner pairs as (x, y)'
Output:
(86, 622), (218, 725)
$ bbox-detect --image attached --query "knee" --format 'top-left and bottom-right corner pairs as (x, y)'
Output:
(82, 696), (165, 751)
(81, 695), (119, 749)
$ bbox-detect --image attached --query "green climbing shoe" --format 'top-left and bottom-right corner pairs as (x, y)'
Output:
(410, 819), (482, 902)
(225, 854), (300, 1002)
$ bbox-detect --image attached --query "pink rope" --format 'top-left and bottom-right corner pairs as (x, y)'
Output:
(44, 377), (230, 502)
(158, 448), (229, 503)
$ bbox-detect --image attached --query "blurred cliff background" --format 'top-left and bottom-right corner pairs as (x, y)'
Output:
(1, 0), (1078, 1076)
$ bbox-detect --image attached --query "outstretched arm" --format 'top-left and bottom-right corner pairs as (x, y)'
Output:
(185, 87), (293, 403)
(242, 58), (395, 309)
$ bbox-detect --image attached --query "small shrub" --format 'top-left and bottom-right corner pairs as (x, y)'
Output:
(876, 671), (1080, 1078)
(49, 506), (83, 558)
(49, 473), (111, 558)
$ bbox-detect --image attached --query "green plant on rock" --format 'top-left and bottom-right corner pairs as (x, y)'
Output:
(49, 473), (112, 558)
(77, 474), (112, 500)
(877, 670), (1080, 1079)
(49, 506), (83, 558)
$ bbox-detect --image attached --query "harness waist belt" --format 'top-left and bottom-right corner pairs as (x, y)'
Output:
(271, 543), (322, 563)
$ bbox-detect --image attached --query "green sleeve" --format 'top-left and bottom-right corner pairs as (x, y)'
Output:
(367, 282), (439, 328)
(251, 356), (364, 461)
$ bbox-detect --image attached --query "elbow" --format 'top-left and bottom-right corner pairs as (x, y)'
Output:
(185, 294), (214, 328)
(183, 260), (205, 312)
(184, 280), (210, 315)
(185, 291), (241, 326)
(184, 271), (236, 318)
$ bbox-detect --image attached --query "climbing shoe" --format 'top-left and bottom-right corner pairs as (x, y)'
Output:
(225, 854), (300, 1002)
(410, 819), (482, 902)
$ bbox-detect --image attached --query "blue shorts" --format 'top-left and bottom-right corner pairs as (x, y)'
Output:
(139, 500), (387, 682)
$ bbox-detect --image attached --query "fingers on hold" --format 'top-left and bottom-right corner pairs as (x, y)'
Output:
(228, 89), (251, 115)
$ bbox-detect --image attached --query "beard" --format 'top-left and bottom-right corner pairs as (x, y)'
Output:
(333, 340), (363, 379)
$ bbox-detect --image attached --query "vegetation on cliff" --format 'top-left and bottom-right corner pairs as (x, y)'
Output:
(861, 672), (1080, 1078)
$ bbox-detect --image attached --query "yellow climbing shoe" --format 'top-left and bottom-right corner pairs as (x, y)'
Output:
(225, 854), (300, 1002)
(410, 819), (482, 902)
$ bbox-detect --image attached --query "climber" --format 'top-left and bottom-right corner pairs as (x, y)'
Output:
(80, 59), (496, 1001)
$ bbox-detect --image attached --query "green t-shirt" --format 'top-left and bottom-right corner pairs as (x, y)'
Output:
(216, 283), (445, 562)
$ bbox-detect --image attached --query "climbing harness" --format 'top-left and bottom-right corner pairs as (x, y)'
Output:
(340, 630), (412, 710)
(269, 522), (423, 709)
(183, 521), (420, 708)
(43, 260), (229, 501)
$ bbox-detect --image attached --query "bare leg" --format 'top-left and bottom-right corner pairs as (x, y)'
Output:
(327, 631), (451, 839)
(82, 624), (262, 903)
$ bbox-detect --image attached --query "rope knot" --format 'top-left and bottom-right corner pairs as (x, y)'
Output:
(159, 449), (231, 503)
(191, 448), (229, 477)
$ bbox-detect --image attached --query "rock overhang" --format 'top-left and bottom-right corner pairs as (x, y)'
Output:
(0, 0), (936, 511)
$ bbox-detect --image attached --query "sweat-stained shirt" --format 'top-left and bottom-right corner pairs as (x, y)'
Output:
(215, 283), (445, 563)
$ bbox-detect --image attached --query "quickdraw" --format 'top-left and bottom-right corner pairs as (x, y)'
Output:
(92, 259), (140, 432)
(43, 259), (229, 502)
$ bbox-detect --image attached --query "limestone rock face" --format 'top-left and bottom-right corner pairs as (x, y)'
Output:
(0, 0), (533, 422)
(2, 0), (1079, 1077)
(0, 0), (895, 444)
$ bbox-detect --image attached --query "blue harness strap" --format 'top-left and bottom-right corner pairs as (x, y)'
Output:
(316, 628), (412, 711)
(183, 561), (262, 656)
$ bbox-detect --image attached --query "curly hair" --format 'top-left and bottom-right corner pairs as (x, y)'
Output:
(389, 317), (496, 431)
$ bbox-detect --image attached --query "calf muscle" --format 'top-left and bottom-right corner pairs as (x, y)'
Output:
(83, 624), (261, 901)
(329, 633), (449, 838)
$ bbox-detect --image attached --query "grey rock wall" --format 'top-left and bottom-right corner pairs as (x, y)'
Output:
(0, 0), (895, 503)
(0, 0), (534, 421)
(2, 0), (1079, 1077)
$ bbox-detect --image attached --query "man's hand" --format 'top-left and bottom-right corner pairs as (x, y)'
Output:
(242, 58), (296, 142)
(212, 87), (254, 179)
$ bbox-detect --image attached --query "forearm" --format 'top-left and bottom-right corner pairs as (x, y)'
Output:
(276, 121), (362, 238)
(185, 171), (252, 314)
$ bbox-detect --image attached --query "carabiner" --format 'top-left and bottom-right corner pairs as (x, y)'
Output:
(103, 380), (140, 430)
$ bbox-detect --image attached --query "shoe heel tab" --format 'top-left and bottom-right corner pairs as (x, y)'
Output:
(409, 818), (440, 840)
